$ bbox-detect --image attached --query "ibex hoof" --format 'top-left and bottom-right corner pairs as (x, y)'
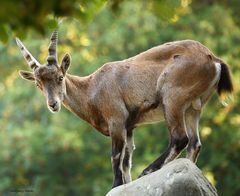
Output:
(138, 168), (153, 178)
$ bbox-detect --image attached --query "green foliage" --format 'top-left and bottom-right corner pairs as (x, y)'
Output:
(0, 0), (240, 195)
(0, 0), (108, 42)
(0, 0), (185, 43)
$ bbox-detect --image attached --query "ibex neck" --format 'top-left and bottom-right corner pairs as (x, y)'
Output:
(63, 74), (91, 122)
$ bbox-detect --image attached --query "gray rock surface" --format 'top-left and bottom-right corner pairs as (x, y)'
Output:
(106, 158), (218, 196)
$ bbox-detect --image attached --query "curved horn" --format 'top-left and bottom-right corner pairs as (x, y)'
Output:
(15, 38), (40, 70)
(47, 31), (58, 66)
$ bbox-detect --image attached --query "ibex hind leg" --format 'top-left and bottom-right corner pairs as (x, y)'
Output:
(185, 106), (202, 162)
(138, 93), (190, 178)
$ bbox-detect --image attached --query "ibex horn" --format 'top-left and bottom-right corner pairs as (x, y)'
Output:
(47, 31), (58, 66)
(16, 38), (40, 70)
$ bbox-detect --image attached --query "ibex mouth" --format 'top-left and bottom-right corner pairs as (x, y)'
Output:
(49, 107), (60, 113)
(51, 107), (60, 113)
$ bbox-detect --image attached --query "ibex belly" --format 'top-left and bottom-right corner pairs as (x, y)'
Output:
(136, 105), (165, 126)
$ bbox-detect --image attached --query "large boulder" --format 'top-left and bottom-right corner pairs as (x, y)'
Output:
(106, 158), (218, 196)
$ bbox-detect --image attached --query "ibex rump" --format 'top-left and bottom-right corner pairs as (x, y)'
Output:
(16, 31), (233, 188)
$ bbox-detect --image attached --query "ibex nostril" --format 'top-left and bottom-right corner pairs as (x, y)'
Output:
(49, 101), (57, 108)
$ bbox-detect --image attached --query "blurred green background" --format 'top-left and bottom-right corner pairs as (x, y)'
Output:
(0, 0), (239, 195)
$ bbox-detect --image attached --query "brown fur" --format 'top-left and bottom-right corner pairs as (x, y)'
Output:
(61, 41), (218, 134)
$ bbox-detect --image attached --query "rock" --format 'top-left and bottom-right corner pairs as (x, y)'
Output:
(106, 158), (218, 196)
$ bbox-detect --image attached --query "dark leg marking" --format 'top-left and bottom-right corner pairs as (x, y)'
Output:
(111, 138), (125, 188)
(138, 132), (188, 178)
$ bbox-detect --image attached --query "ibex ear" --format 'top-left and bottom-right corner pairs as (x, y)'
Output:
(19, 70), (35, 81)
(60, 54), (71, 75)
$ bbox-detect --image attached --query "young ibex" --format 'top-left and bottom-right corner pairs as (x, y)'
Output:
(16, 31), (233, 188)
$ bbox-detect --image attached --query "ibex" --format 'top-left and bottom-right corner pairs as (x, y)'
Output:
(16, 31), (233, 188)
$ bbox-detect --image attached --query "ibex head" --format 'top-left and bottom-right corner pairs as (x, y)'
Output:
(16, 31), (71, 113)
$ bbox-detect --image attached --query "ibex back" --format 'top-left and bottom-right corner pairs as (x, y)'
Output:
(16, 31), (233, 188)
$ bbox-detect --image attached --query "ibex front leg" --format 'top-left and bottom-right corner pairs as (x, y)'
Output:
(122, 129), (135, 183)
(110, 122), (128, 188)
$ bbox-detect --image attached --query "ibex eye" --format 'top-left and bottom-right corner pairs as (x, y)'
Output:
(58, 76), (64, 82)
